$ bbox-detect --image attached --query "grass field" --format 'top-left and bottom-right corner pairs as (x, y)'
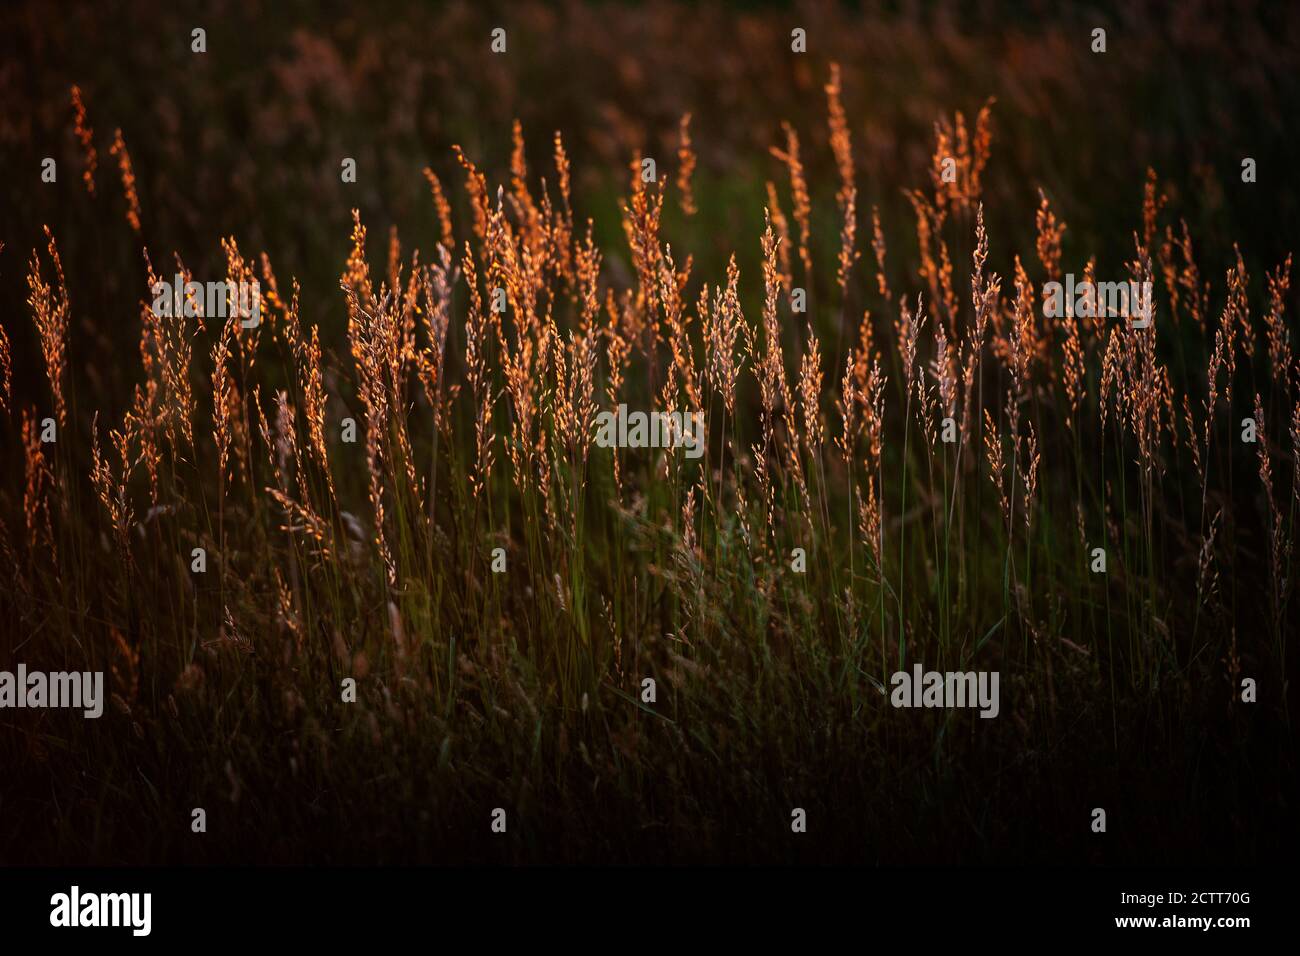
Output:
(1, 0), (1297, 864)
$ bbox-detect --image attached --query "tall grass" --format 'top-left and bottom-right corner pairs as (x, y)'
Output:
(0, 40), (1297, 863)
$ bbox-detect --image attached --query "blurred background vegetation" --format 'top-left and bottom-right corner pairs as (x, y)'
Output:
(3, 0), (1298, 391)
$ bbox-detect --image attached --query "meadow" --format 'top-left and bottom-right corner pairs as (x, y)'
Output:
(0, 0), (1297, 865)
